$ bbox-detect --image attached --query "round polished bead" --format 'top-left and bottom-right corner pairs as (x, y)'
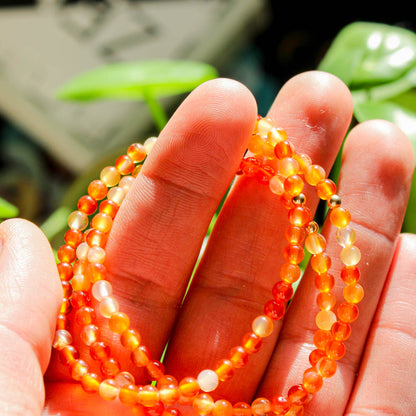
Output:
(78, 194), (98, 215)
(99, 296), (119, 318)
(331, 320), (352, 341)
(120, 328), (141, 351)
(283, 244), (305, 265)
(338, 302), (359, 323)
(91, 212), (113, 234)
(80, 324), (99, 346)
(86, 262), (107, 283)
(305, 164), (325, 186)
(293, 153), (312, 174)
(330, 206), (351, 228)
(274, 139), (294, 159)
(99, 378), (119, 401)
(90, 341), (111, 361)
(310, 254), (331, 275)
(255, 117), (274, 135)
(288, 206), (311, 227)
(70, 359), (89, 381)
(335, 226), (356, 247)
(114, 371), (135, 387)
(271, 395), (290, 415)
(316, 356), (337, 378)
(228, 346), (249, 368)
(278, 157), (299, 177)
(305, 233), (326, 255)
(285, 225), (306, 245)
(193, 393), (214, 415)
(119, 384), (139, 406)
(287, 384), (310, 406)
(147, 360), (165, 381)
(315, 310), (337, 331)
(68, 210), (89, 231)
(91, 280), (112, 301)
(284, 175), (304, 196)
(241, 332), (263, 354)
(272, 280), (293, 302)
(341, 266), (361, 284)
(88, 179), (108, 200)
(264, 299), (285, 321)
(269, 174), (285, 195)
(98, 200), (119, 219)
(107, 186), (126, 206)
(87, 246), (106, 264)
(251, 397), (271, 416)
(57, 262), (73, 281)
(81, 372), (100, 393)
(316, 178), (337, 200)
(343, 283), (364, 304)
(64, 229), (83, 248)
(86, 229), (108, 248)
(159, 384), (180, 405)
(268, 126), (287, 144)
(115, 154), (135, 175)
(326, 340), (346, 360)
(144, 136), (158, 154)
(119, 175), (135, 193)
(75, 305), (96, 326)
(101, 357), (121, 378)
(109, 311), (130, 334)
(313, 329), (333, 350)
(302, 367), (323, 393)
(71, 273), (91, 292)
(212, 399), (233, 416)
(100, 166), (120, 187)
(280, 263), (301, 284)
(57, 244), (76, 263)
(127, 142), (147, 162)
(138, 385), (159, 407)
(308, 348), (326, 366)
(197, 369), (219, 393)
(316, 292), (336, 311)
(131, 345), (151, 367)
(53, 329), (73, 350)
(248, 133), (265, 155)
(252, 315), (274, 337)
(214, 359), (235, 382)
(328, 194), (342, 208)
(179, 377), (200, 398)
(76, 242), (89, 260)
(340, 246), (361, 266)
(232, 402), (252, 416)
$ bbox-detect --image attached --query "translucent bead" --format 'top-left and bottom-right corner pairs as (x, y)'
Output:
(302, 367), (323, 393)
(147, 360), (165, 381)
(115, 154), (135, 175)
(87, 246), (106, 264)
(81, 372), (100, 393)
(127, 142), (147, 162)
(316, 357), (337, 378)
(315, 178), (336, 200)
(57, 244), (76, 263)
(86, 229), (108, 248)
(255, 117), (274, 136)
(98, 200), (119, 219)
(267, 127), (287, 145)
(91, 212), (113, 234)
(179, 377), (200, 398)
(330, 207), (351, 228)
(212, 399), (233, 416)
(274, 140), (294, 159)
(119, 384), (139, 406)
(313, 329), (333, 350)
(285, 225), (306, 245)
(72, 259), (87, 275)
(75, 305), (96, 326)
(76, 242), (89, 260)
(99, 378), (119, 401)
(114, 371), (135, 387)
(99, 296), (119, 318)
(285, 405), (305, 416)
(315, 310), (337, 331)
(109, 311), (130, 334)
(305, 233), (326, 255)
(90, 341), (111, 361)
(343, 283), (364, 304)
(341, 266), (360, 284)
(241, 332), (262, 354)
(232, 402), (252, 416)
(120, 328), (141, 351)
(88, 179), (108, 200)
(53, 329), (73, 350)
(284, 175), (304, 196)
(78, 195), (98, 215)
(335, 226), (356, 247)
(56, 313), (70, 331)
(80, 324), (99, 346)
(338, 302), (359, 323)
(100, 166), (120, 187)
(278, 157), (299, 177)
(326, 340), (346, 360)
(280, 263), (301, 284)
(193, 393), (214, 415)
(214, 359), (235, 382)
(272, 280), (294, 302)
(64, 229), (83, 248)
(269, 174), (285, 195)
(131, 345), (151, 367)
(159, 384), (180, 405)
(340, 246), (361, 266)
(293, 153), (312, 174)
(305, 164), (326, 186)
(197, 369), (219, 392)
(101, 357), (121, 378)
(287, 384), (310, 405)
(138, 385), (159, 407)
(310, 254), (331, 275)
(92, 280), (113, 302)
(264, 299), (285, 321)
(144, 136), (158, 154)
(119, 175), (135, 194)
(288, 206), (311, 227)
(248, 133), (265, 155)
(57, 262), (73, 281)
(70, 359), (89, 381)
(228, 346), (249, 368)
(70, 290), (90, 309)
(283, 244), (304, 265)
(252, 315), (274, 337)
(107, 186), (126, 206)
(316, 292), (336, 311)
(331, 321), (351, 341)
(251, 397), (271, 416)
(71, 273), (91, 292)
(68, 210), (89, 231)
(157, 375), (178, 388)
(308, 349), (326, 366)
(86, 262), (107, 283)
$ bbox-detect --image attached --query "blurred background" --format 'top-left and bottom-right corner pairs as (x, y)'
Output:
(0, 0), (415, 232)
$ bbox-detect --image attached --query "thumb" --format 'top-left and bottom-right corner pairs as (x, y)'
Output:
(0, 218), (62, 414)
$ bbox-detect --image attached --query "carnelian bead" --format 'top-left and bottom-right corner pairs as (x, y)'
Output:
(146, 402), (165, 416)
(81, 372), (101, 393)
(193, 393), (214, 415)
(147, 360), (165, 381)
(114, 371), (135, 387)
(338, 302), (359, 323)
(159, 384), (180, 405)
(60, 298), (72, 314)
(139, 385), (160, 408)
(68, 210), (89, 231)
(280, 263), (301, 284)
(59, 344), (79, 366)
(61, 280), (72, 298)
(100, 166), (120, 187)
(310, 254), (331, 275)
(248, 133), (265, 155)
(331, 320), (351, 341)
(340, 246), (361, 267)
(86, 229), (108, 247)
(316, 292), (336, 311)
(269, 174), (285, 195)
(78, 195), (98, 215)
(304, 164), (325, 186)
(286, 405), (304, 416)
(71, 273), (90, 292)
(58, 262), (73, 281)
(293, 153), (312, 174)
(274, 140), (294, 159)
(326, 340), (346, 360)
(313, 329), (333, 350)
(264, 299), (285, 320)
(315, 310), (337, 331)
(99, 296), (119, 318)
(241, 332), (263, 354)
(91, 212), (113, 233)
(99, 199), (119, 219)
(228, 346), (249, 368)
(336, 226), (356, 247)
(252, 315), (275, 340)
(88, 179), (108, 200)
(232, 402), (252, 416)
(214, 359), (235, 382)
(72, 259), (88, 275)
(99, 378), (119, 401)
(107, 186), (126, 206)
(109, 311), (130, 334)
(308, 348), (326, 366)
(271, 395), (290, 415)
(90, 341), (111, 361)
(302, 367), (323, 393)
(115, 154), (135, 175)
(251, 397), (271, 416)
(132, 345), (151, 367)
(316, 178), (336, 200)
(343, 283), (364, 304)
(75, 306), (96, 326)
(119, 384), (140, 406)
(212, 399), (233, 416)
(64, 229), (83, 248)
(287, 384), (310, 406)
(330, 206), (351, 228)
(316, 357), (337, 378)
(121, 328), (142, 351)
(101, 357), (121, 378)
(288, 206), (311, 227)
(268, 127), (287, 145)
(285, 225), (306, 245)
(86, 262), (107, 283)
(80, 324), (99, 346)
(53, 329), (72, 350)
(56, 313), (70, 330)
(284, 175), (304, 196)
(280, 192), (295, 210)
(70, 359), (89, 381)
(70, 290), (90, 309)
(88, 246), (105, 264)
(255, 116), (274, 135)
(179, 377), (200, 398)
(163, 408), (182, 416)
(158, 375), (178, 388)
(128, 143), (147, 162)
(278, 157), (299, 177)
(283, 244), (304, 265)
(341, 266), (360, 284)
(305, 233), (326, 255)
(314, 272), (335, 293)
(272, 280), (294, 302)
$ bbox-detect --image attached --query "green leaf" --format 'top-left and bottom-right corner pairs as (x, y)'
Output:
(0, 197), (18, 219)
(57, 60), (218, 101)
(319, 22), (416, 88)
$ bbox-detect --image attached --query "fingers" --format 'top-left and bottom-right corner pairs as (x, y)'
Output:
(258, 120), (414, 414)
(345, 233), (416, 415)
(0, 219), (62, 414)
(104, 78), (257, 359)
(162, 71), (353, 402)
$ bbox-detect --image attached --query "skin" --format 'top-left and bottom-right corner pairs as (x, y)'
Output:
(0, 71), (414, 416)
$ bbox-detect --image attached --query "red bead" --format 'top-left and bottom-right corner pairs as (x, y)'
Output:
(78, 195), (98, 215)
(99, 200), (119, 219)
(70, 291), (90, 309)
(57, 262), (73, 281)
(64, 229), (83, 248)
(272, 280), (293, 302)
(264, 299), (285, 320)
(57, 244), (76, 263)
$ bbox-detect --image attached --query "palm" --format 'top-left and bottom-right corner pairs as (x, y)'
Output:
(1, 72), (415, 416)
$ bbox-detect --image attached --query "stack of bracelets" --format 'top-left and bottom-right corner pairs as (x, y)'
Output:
(52, 116), (363, 416)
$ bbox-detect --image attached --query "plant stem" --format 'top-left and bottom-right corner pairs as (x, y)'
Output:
(142, 89), (168, 132)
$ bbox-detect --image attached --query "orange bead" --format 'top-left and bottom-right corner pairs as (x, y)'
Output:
(179, 377), (200, 399)
(228, 346), (249, 368)
(56, 313), (70, 330)
(85, 262), (107, 283)
(159, 384), (180, 405)
(132, 345), (151, 367)
(316, 292), (336, 311)
(88, 179), (108, 200)
(315, 310), (337, 331)
(60, 297), (72, 315)
(302, 367), (323, 393)
(138, 385), (160, 408)
(61, 280), (72, 298)
(78, 195), (98, 215)
(337, 302), (359, 323)
(326, 340), (346, 360)
(121, 328), (142, 351)
(305, 164), (326, 186)
(57, 262), (73, 281)
(330, 206), (351, 228)
(314, 273), (335, 292)
(119, 384), (139, 406)
(70, 359), (89, 381)
(288, 206), (311, 227)
(57, 244), (76, 263)
(85, 229), (108, 248)
(99, 378), (119, 401)
(80, 324), (99, 346)
(343, 283), (364, 304)
(109, 311), (130, 334)
(272, 280), (294, 302)
(212, 399), (233, 416)
(287, 384), (310, 406)
(285, 405), (304, 416)
(313, 329), (333, 350)
(75, 306), (96, 326)
(241, 332), (263, 354)
(147, 360), (165, 381)
(232, 402), (252, 416)
(341, 266), (360, 284)
(99, 200), (119, 219)
(248, 133), (265, 155)
(308, 348), (326, 366)
(331, 320), (351, 341)
(90, 341), (111, 361)
(71, 273), (91, 292)
(91, 212), (113, 233)
(214, 359), (235, 382)
(115, 154), (135, 175)
(64, 229), (83, 248)
(251, 397), (271, 416)
(284, 175), (304, 196)
(271, 395), (290, 415)
(193, 393), (214, 415)
(101, 357), (121, 378)
(285, 225), (306, 245)
(305, 233), (326, 255)
(59, 344), (79, 366)
(316, 178), (336, 200)
(283, 244), (305, 265)
(316, 357), (337, 378)
(81, 372), (101, 393)
(310, 253), (331, 274)
(293, 153), (312, 174)
(274, 140), (294, 159)
(280, 263), (301, 284)
(72, 259), (88, 275)
(128, 143), (147, 163)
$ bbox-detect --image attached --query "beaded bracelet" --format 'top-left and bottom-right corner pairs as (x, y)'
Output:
(53, 116), (363, 416)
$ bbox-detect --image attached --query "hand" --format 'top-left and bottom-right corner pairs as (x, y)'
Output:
(0, 71), (414, 416)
